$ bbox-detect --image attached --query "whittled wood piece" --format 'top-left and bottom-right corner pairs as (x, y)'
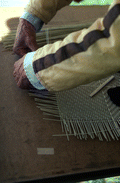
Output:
(90, 75), (115, 97)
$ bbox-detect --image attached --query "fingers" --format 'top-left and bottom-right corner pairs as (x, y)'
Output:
(13, 62), (22, 83)
(17, 75), (31, 89)
(13, 46), (31, 56)
(13, 55), (26, 81)
(13, 55), (31, 90)
(13, 18), (39, 56)
(13, 60), (34, 90)
(13, 39), (38, 56)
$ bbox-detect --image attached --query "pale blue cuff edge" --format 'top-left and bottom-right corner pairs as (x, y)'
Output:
(24, 52), (45, 90)
(20, 11), (44, 32)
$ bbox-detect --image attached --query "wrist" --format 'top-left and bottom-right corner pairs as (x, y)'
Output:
(20, 18), (36, 31)
(20, 12), (44, 32)
(23, 52), (45, 90)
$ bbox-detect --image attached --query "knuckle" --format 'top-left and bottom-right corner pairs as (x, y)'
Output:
(13, 46), (16, 53)
(13, 46), (18, 54)
(18, 76), (29, 89)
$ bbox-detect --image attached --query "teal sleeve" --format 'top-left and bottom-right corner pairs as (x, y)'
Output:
(20, 11), (44, 32)
(23, 52), (45, 90)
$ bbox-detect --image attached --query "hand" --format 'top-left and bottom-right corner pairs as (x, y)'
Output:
(13, 55), (33, 89)
(13, 18), (38, 56)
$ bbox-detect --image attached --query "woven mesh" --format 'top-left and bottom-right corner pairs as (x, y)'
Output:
(55, 74), (120, 140)
(29, 73), (120, 141)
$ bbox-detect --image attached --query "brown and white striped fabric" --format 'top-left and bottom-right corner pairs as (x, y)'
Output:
(27, 0), (120, 92)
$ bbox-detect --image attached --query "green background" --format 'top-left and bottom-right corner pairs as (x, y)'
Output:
(70, 0), (113, 6)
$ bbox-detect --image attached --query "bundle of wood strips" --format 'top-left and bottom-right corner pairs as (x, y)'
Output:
(1, 22), (92, 51)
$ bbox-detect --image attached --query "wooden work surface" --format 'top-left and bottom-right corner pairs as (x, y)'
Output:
(0, 5), (120, 183)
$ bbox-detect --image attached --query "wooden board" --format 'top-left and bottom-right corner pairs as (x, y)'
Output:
(0, 5), (120, 183)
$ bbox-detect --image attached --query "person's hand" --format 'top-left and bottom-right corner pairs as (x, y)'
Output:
(13, 55), (33, 89)
(13, 18), (38, 56)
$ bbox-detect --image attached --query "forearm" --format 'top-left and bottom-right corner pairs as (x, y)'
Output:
(20, 0), (72, 31)
(24, 0), (72, 24)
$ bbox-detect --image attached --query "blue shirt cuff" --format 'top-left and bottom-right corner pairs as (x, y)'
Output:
(20, 11), (44, 32)
(23, 52), (45, 90)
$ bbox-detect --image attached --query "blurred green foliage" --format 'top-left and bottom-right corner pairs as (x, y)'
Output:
(70, 0), (113, 6)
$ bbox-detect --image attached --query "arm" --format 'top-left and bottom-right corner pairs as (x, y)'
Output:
(13, 0), (72, 55)
(13, 0), (72, 89)
(30, 0), (120, 91)
(24, 0), (72, 24)
(20, 11), (44, 33)
(14, 0), (120, 91)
